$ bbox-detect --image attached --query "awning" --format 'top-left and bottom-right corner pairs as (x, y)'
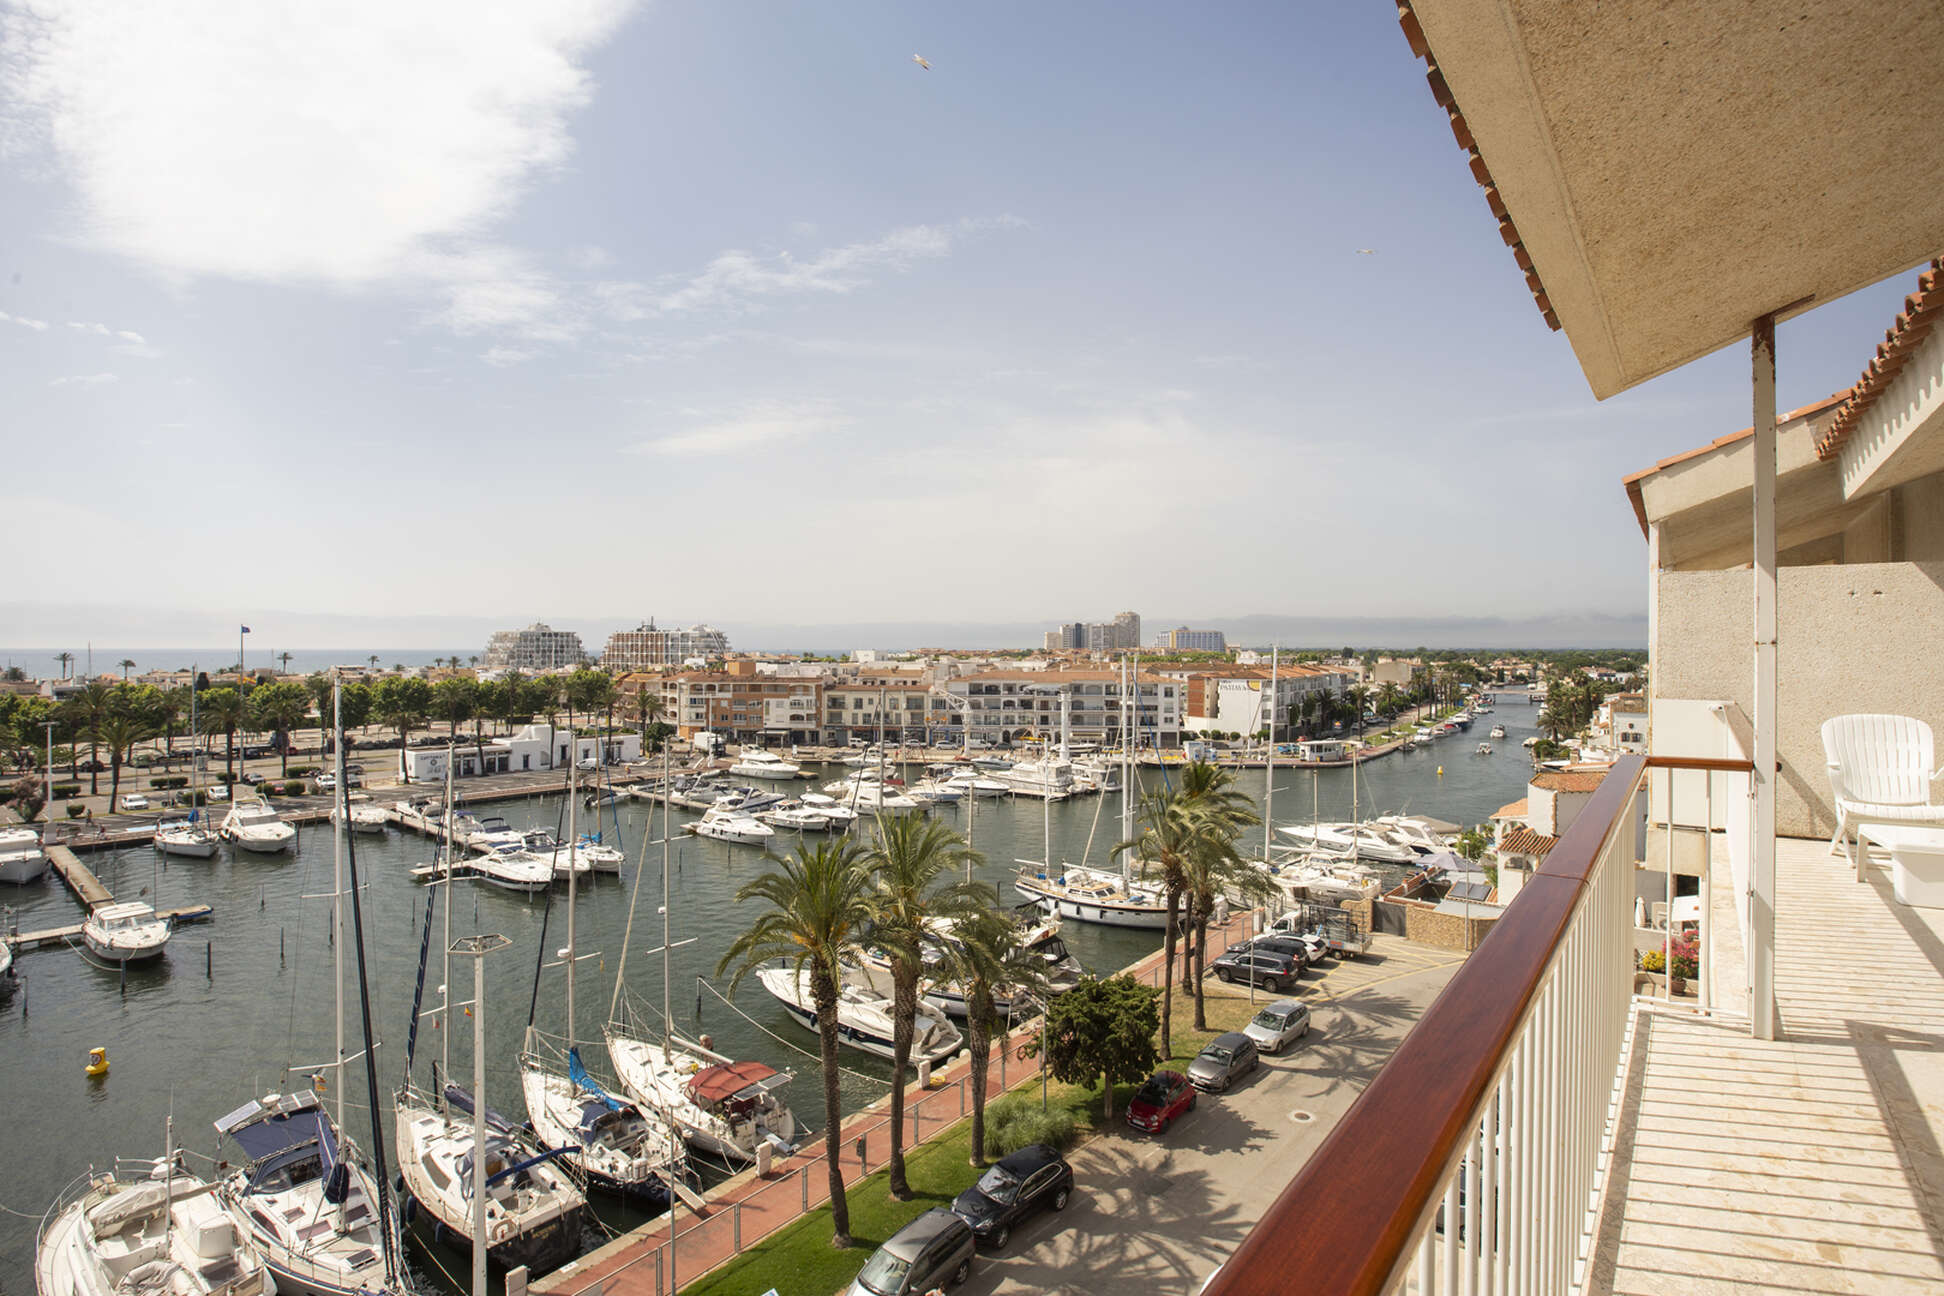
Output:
(687, 1061), (783, 1105)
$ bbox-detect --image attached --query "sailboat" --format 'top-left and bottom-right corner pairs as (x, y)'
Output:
(606, 748), (801, 1164)
(157, 672), (220, 859)
(519, 759), (686, 1203)
(393, 756), (587, 1275)
(1013, 657), (1168, 929)
(216, 679), (410, 1296)
(38, 1120), (276, 1296)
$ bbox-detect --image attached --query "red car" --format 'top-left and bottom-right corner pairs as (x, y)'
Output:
(1126, 1069), (1196, 1134)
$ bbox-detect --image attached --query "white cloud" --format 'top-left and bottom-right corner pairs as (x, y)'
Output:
(629, 403), (847, 456)
(0, 0), (636, 297)
(49, 371), (116, 385)
(602, 216), (1024, 320)
(481, 346), (534, 367)
(0, 311), (49, 330)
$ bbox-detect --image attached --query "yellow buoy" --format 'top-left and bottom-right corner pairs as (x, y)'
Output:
(1436, 766), (1445, 777)
(85, 1047), (109, 1078)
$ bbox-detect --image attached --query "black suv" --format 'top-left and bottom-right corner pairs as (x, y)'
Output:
(950, 1143), (1074, 1250)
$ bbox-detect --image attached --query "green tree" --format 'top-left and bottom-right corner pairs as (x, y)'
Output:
(198, 687), (248, 790)
(9, 774), (46, 822)
(99, 706), (156, 809)
(1039, 976), (1160, 1122)
(1113, 787), (1217, 1058)
(1344, 684), (1370, 736)
(864, 813), (983, 1198)
(716, 840), (878, 1248)
(371, 676), (432, 781)
(932, 900), (1052, 1168)
(117, 658), (135, 681)
(1174, 762), (1268, 1029)
(62, 680), (116, 795)
(249, 681), (311, 774)
(153, 686), (188, 758)
(576, 670), (618, 740)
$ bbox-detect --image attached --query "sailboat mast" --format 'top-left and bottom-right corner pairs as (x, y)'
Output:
(441, 753), (454, 1090)
(1264, 646), (1277, 861)
(332, 676), (347, 1133)
(1121, 656), (1133, 869)
(566, 748), (578, 1047)
(661, 741), (673, 1060)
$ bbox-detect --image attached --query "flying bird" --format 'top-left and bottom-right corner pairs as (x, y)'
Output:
(912, 54), (931, 69)
(1356, 248), (1377, 255)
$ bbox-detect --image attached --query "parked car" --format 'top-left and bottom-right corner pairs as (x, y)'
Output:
(846, 1208), (974, 1296)
(1243, 999), (1312, 1055)
(118, 794), (150, 812)
(1187, 1032), (1260, 1093)
(1207, 947), (1300, 991)
(576, 757), (599, 771)
(240, 772), (265, 785)
(207, 786), (230, 802)
(1246, 934), (1325, 968)
(1126, 1069), (1197, 1133)
(315, 773), (338, 791)
(950, 1143), (1074, 1250)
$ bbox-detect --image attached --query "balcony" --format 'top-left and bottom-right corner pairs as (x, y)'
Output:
(1206, 754), (1944, 1295)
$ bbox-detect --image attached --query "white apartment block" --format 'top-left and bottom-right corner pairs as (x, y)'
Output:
(602, 619), (730, 671)
(1161, 626), (1227, 652)
(941, 669), (1182, 746)
(482, 622), (586, 671)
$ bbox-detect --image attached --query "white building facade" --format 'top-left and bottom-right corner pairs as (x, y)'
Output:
(483, 623), (586, 671)
(601, 620), (730, 671)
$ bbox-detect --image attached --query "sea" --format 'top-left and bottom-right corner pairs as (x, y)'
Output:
(2, 649), (478, 678)
(0, 699), (1546, 1291)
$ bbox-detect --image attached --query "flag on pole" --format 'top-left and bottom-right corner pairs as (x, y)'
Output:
(240, 625), (251, 634)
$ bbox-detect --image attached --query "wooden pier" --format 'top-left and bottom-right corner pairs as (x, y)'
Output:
(3, 843), (214, 956)
(46, 845), (114, 908)
(9, 905), (215, 952)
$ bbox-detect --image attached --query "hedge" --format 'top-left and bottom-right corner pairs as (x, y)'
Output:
(51, 783), (80, 799)
(66, 803), (88, 818)
(151, 777), (189, 790)
(982, 1092), (1078, 1157)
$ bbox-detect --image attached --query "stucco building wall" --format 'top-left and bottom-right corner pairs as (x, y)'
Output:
(1653, 560), (1944, 837)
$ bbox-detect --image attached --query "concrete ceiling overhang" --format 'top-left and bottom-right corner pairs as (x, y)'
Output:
(1403, 0), (1944, 399)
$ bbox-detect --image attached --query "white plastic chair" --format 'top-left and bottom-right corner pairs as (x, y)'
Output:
(1821, 714), (1944, 878)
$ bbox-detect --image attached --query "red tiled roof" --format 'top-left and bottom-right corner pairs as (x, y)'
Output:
(1490, 798), (1528, 820)
(1815, 258), (1944, 461)
(1531, 769), (1610, 793)
(1498, 827), (1558, 858)
(1395, 1), (1558, 333)
(1617, 392), (1848, 537)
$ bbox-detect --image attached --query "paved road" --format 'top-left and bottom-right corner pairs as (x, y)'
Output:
(964, 941), (1464, 1295)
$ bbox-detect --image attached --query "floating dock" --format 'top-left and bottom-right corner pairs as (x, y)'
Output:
(46, 845), (114, 908)
(3, 844), (213, 956)
(10, 905), (215, 952)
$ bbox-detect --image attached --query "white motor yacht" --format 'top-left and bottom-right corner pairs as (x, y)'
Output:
(1476, 742), (1494, 755)
(1067, 756), (1123, 793)
(1490, 725), (1508, 739)
(328, 797), (388, 835)
(756, 962), (963, 1065)
(83, 902), (171, 962)
(38, 1156), (276, 1296)
(214, 1092), (396, 1296)
(797, 794), (859, 831)
(0, 825), (48, 883)
(604, 1029), (798, 1164)
(728, 749), (802, 781)
(690, 805), (775, 846)
(393, 1087), (586, 1276)
(155, 815), (220, 859)
(942, 772), (1008, 798)
(220, 801), (296, 854)
(457, 814), (527, 855)
(1013, 864), (1169, 930)
(526, 836), (622, 877)
(759, 802), (833, 833)
(994, 758), (1074, 799)
(906, 780), (963, 806)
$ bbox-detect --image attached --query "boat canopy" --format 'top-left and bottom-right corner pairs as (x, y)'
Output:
(214, 1093), (342, 1190)
(687, 1061), (783, 1106)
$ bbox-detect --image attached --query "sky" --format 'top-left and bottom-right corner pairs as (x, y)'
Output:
(0, 1), (1921, 652)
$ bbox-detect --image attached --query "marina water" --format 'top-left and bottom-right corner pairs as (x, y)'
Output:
(0, 704), (1544, 1290)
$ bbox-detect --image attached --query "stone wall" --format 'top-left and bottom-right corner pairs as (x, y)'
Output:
(1375, 897), (1497, 952)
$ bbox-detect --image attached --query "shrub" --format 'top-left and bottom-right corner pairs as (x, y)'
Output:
(286, 765), (319, 778)
(982, 1093), (1077, 1158)
(51, 783), (80, 800)
(150, 777), (188, 790)
(66, 803), (88, 818)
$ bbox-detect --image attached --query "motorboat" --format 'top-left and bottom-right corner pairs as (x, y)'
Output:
(463, 851), (556, 892)
(220, 801), (296, 854)
(83, 902), (170, 962)
(38, 1153), (276, 1296)
(392, 799), (446, 834)
(846, 782), (922, 812)
(529, 836), (622, 877)
(1067, 756), (1123, 794)
(393, 1087), (587, 1275)
(155, 814), (220, 859)
(214, 1091), (396, 1296)
(798, 794), (859, 831)
(1476, 742), (1494, 755)
(1013, 863), (1169, 930)
(993, 758), (1074, 799)
(942, 772), (1008, 798)
(1276, 822), (1416, 864)
(905, 780), (963, 806)
(756, 961), (964, 1065)
(728, 749), (802, 781)
(910, 914), (1086, 1020)
(970, 755), (1014, 771)
(1489, 725), (1507, 739)
(518, 1044), (684, 1204)
(0, 825), (48, 883)
(328, 796), (388, 835)
(456, 814), (526, 855)
(759, 802), (834, 833)
(705, 786), (786, 814)
(690, 805), (775, 846)
(604, 1029), (799, 1164)
(1258, 855), (1381, 905)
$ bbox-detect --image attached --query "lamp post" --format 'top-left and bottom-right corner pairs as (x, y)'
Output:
(450, 933), (511, 1296)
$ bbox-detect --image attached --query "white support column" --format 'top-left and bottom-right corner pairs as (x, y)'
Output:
(1750, 315), (1779, 1041)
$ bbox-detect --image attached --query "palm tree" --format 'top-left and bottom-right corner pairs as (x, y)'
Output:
(468, 655), (480, 670)
(116, 659), (135, 681)
(153, 686), (187, 758)
(250, 682), (311, 775)
(54, 651), (74, 680)
(1113, 788), (1216, 1058)
(62, 681), (116, 796)
(99, 708), (154, 810)
(276, 651), (293, 675)
(864, 812), (982, 1199)
(1174, 762), (1261, 1007)
(366, 655), (379, 670)
(932, 899), (1051, 1168)
(717, 840), (878, 1248)
(635, 685), (666, 748)
(198, 687), (248, 789)
(581, 672), (619, 747)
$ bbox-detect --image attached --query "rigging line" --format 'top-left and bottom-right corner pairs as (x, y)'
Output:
(692, 979), (891, 1089)
(607, 774), (657, 1024)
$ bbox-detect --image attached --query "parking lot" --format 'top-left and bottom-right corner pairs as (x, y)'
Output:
(963, 939), (1463, 1295)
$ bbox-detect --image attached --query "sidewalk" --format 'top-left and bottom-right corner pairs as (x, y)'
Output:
(535, 912), (1258, 1296)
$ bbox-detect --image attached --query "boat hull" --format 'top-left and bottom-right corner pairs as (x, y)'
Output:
(1013, 880), (1169, 930)
(0, 853), (50, 884)
(155, 834), (219, 859)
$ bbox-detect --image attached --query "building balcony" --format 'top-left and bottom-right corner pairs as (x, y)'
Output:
(1207, 755), (1944, 1295)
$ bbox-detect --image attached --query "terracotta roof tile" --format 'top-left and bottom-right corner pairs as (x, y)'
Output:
(1491, 798), (1529, 820)
(1395, 1), (1558, 334)
(1498, 827), (1559, 858)
(1814, 258), (1944, 460)
(1531, 769), (1610, 793)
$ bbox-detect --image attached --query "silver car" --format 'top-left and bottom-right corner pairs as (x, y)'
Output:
(848, 1208), (975, 1296)
(1186, 1031), (1260, 1093)
(1243, 999), (1311, 1055)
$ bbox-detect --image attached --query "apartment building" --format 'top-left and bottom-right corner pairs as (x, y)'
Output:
(482, 622), (585, 671)
(939, 668), (1182, 746)
(1158, 663), (1350, 735)
(660, 660), (821, 744)
(1159, 626), (1227, 652)
(601, 619), (730, 671)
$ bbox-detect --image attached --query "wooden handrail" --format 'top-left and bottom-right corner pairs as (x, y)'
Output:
(1645, 755), (1756, 773)
(1204, 753), (1648, 1296)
